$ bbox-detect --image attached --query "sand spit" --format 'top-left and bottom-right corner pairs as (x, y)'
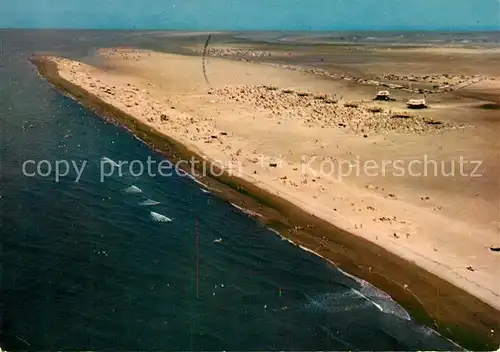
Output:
(380, 73), (490, 88)
(192, 46), (493, 94)
(32, 50), (500, 349)
(258, 62), (489, 95)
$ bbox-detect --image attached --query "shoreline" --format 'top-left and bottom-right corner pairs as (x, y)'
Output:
(30, 54), (499, 350)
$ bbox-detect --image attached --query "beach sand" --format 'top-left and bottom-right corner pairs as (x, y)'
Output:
(32, 45), (500, 347)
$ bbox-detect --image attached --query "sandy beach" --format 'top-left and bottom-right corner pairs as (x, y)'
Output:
(32, 42), (499, 346)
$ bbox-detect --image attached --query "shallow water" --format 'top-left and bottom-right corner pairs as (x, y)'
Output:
(235, 31), (500, 46)
(0, 30), (461, 350)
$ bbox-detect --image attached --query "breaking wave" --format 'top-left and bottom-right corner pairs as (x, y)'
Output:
(305, 291), (375, 313)
(150, 211), (172, 223)
(230, 202), (263, 218)
(139, 199), (160, 206)
(337, 268), (411, 321)
(177, 168), (208, 188)
(269, 225), (410, 321)
(124, 185), (142, 194)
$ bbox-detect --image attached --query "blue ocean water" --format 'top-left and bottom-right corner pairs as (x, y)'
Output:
(0, 30), (462, 350)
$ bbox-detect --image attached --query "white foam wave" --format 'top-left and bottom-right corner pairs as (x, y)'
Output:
(150, 211), (172, 223)
(338, 268), (411, 321)
(412, 320), (465, 350)
(139, 199), (160, 206)
(267, 227), (296, 245)
(178, 169), (208, 188)
(351, 288), (384, 312)
(193, 179), (209, 188)
(305, 291), (374, 313)
(281, 236), (296, 244)
(268, 228), (281, 236)
(298, 244), (320, 255)
(275, 234), (411, 322)
(124, 185), (142, 194)
(230, 202), (263, 218)
(132, 134), (148, 145)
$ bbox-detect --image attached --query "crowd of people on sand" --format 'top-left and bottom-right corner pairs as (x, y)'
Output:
(95, 48), (150, 62)
(193, 47), (489, 94)
(209, 85), (461, 135)
(193, 47), (275, 58)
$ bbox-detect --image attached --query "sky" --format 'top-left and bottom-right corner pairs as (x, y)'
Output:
(0, 0), (499, 31)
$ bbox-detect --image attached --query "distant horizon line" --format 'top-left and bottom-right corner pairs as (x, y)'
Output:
(1, 27), (499, 33)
